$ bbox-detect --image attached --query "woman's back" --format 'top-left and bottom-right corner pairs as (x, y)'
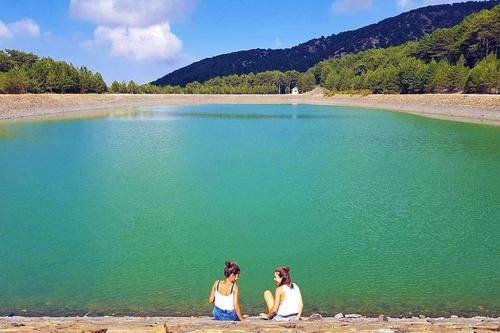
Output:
(277, 283), (301, 316)
(214, 280), (235, 311)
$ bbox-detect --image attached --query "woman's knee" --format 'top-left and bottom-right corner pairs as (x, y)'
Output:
(264, 290), (272, 299)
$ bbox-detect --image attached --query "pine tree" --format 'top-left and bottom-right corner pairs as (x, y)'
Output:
(298, 71), (316, 93)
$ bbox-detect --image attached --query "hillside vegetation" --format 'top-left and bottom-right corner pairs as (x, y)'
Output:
(134, 5), (498, 95)
(152, 1), (499, 87)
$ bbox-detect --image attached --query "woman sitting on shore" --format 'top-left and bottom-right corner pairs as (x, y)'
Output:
(208, 261), (244, 321)
(260, 266), (303, 321)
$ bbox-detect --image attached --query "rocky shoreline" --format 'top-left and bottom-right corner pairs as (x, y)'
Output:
(1, 314), (499, 332)
(0, 93), (499, 126)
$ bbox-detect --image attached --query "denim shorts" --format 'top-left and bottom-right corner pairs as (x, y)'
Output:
(273, 313), (298, 321)
(213, 306), (238, 321)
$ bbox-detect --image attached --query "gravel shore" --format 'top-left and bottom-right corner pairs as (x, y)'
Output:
(0, 93), (499, 125)
(1, 315), (499, 332)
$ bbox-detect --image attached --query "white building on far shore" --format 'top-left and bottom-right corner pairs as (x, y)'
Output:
(291, 87), (299, 95)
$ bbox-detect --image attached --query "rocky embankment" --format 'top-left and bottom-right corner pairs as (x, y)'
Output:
(1, 314), (499, 332)
(0, 93), (499, 126)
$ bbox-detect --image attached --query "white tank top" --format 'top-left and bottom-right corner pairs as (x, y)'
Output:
(214, 280), (235, 311)
(277, 283), (301, 316)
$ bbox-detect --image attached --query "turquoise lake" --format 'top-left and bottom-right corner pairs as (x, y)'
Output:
(1, 104), (499, 317)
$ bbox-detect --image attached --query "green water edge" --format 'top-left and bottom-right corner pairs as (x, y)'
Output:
(1, 104), (499, 317)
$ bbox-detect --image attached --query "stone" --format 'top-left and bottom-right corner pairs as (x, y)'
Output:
(419, 315), (426, 319)
(450, 315), (458, 319)
(308, 313), (323, 321)
(378, 314), (388, 322)
(334, 313), (344, 319)
(345, 313), (362, 319)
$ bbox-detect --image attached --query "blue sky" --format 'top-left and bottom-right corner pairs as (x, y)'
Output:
(0, 0), (473, 84)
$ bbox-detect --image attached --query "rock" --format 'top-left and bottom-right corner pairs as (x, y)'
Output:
(345, 313), (362, 319)
(378, 314), (388, 322)
(334, 312), (344, 319)
(450, 315), (458, 319)
(308, 313), (323, 321)
(376, 329), (395, 333)
(419, 315), (426, 319)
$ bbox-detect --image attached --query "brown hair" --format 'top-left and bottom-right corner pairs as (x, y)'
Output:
(224, 261), (240, 278)
(275, 266), (294, 288)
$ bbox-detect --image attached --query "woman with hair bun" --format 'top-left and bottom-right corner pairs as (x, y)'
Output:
(208, 261), (244, 321)
(260, 266), (303, 321)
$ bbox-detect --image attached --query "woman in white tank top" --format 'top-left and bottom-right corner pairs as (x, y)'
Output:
(259, 266), (303, 321)
(208, 261), (244, 321)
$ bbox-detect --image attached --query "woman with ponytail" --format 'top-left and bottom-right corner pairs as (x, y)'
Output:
(208, 261), (244, 321)
(260, 266), (303, 321)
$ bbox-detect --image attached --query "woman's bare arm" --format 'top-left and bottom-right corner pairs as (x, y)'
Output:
(296, 289), (303, 320)
(263, 287), (282, 318)
(233, 284), (244, 321)
(208, 281), (217, 304)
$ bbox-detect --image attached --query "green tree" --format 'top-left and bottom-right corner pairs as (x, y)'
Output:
(465, 54), (499, 93)
(298, 71), (316, 93)
(4, 49), (39, 68)
(324, 71), (340, 91)
(110, 80), (121, 93)
(3, 67), (32, 93)
(449, 56), (469, 92)
(430, 60), (454, 93)
(399, 57), (426, 93)
(365, 65), (399, 93)
(92, 73), (107, 93)
(127, 80), (139, 94)
(185, 81), (202, 94)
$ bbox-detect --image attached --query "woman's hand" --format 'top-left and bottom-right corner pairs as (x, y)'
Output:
(259, 313), (269, 320)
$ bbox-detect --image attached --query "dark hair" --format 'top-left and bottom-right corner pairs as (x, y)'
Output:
(274, 266), (293, 288)
(224, 260), (240, 278)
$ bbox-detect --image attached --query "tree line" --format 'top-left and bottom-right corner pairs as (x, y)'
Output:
(108, 70), (313, 95)
(0, 49), (107, 94)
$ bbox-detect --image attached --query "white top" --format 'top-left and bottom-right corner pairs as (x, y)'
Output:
(277, 283), (301, 316)
(214, 281), (234, 311)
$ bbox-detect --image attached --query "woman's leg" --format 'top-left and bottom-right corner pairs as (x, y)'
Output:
(264, 290), (274, 312)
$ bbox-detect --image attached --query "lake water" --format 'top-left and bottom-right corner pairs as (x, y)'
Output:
(1, 104), (499, 317)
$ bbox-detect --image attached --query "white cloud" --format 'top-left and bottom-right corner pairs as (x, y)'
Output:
(274, 38), (283, 48)
(8, 19), (40, 37)
(71, 0), (196, 61)
(92, 23), (182, 60)
(331, 0), (373, 14)
(0, 20), (12, 38)
(0, 18), (40, 39)
(397, 0), (414, 9)
(70, 0), (197, 26)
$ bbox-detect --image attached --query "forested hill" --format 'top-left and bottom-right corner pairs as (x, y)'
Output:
(152, 0), (499, 87)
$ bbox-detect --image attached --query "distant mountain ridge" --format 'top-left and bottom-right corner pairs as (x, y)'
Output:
(152, 1), (499, 87)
